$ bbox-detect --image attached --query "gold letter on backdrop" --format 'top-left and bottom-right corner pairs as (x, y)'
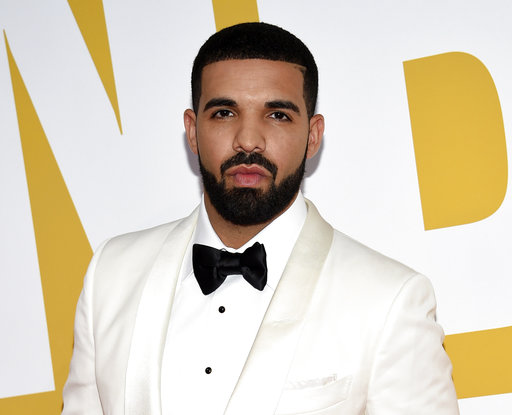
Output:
(404, 52), (507, 230)
(68, 0), (122, 134)
(0, 33), (92, 414)
(406, 52), (512, 399)
(212, 0), (259, 31)
(445, 326), (512, 398)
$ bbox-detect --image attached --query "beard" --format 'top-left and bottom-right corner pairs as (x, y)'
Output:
(199, 151), (306, 226)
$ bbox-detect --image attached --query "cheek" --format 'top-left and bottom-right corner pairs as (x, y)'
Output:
(266, 129), (309, 164)
(196, 129), (232, 162)
(198, 136), (233, 179)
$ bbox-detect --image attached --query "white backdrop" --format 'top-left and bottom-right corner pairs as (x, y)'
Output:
(0, 0), (511, 413)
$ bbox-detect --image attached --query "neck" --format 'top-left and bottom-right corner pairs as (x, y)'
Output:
(203, 192), (298, 249)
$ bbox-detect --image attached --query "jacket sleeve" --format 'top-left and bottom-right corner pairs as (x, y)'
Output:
(62, 241), (108, 415)
(366, 273), (459, 415)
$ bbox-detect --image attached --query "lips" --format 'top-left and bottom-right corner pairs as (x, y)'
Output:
(225, 164), (271, 187)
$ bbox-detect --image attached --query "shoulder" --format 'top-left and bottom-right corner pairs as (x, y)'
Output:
(318, 228), (434, 318)
(100, 219), (183, 262)
(97, 208), (198, 268)
(84, 208), (199, 297)
(79, 208), (199, 326)
(330, 229), (416, 280)
(310, 226), (437, 341)
(303, 198), (421, 292)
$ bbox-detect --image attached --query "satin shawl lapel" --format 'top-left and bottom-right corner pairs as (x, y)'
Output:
(225, 200), (334, 415)
(125, 208), (199, 415)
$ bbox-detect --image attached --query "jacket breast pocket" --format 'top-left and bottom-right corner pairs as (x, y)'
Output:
(275, 375), (352, 415)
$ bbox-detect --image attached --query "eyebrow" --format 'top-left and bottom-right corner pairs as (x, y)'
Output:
(265, 100), (300, 115)
(203, 97), (237, 112)
(202, 97), (301, 115)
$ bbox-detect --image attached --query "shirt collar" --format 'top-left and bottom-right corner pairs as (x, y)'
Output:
(181, 192), (307, 290)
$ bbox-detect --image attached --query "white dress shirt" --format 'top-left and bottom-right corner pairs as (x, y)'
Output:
(161, 192), (307, 415)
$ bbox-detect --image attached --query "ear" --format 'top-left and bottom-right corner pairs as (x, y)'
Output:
(183, 108), (198, 154)
(184, 108), (198, 155)
(306, 114), (324, 159)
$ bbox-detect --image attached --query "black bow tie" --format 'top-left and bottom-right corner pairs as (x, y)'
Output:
(192, 242), (267, 295)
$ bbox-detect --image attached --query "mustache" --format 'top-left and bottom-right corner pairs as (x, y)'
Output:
(220, 152), (278, 179)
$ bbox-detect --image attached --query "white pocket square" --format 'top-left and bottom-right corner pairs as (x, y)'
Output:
(277, 375), (353, 414)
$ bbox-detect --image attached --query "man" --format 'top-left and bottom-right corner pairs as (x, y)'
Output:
(63, 22), (459, 414)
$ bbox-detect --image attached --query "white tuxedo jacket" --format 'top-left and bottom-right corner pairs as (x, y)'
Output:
(62, 200), (459, 415)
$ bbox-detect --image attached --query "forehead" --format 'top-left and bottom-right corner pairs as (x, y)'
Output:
(199, 59), (306, 107)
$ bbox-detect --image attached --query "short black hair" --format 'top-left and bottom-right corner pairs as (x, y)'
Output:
(191, 22), (318, 118)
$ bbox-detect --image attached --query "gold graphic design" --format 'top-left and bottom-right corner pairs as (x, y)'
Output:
(212, 0), (259, 31)
(0, 33), (92, 413)
(445, 326), (512, 398)
(404, 52), (508, 230)
(68, 0), (122, 133)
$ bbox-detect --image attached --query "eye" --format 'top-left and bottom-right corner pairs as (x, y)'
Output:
(212, 109), (234, 118)
(269, 111), (291, 121)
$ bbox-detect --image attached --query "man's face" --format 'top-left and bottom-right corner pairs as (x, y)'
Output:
(184, 59), (324, 225)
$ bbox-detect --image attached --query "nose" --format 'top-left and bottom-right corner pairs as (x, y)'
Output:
(233, 115), (266, 153)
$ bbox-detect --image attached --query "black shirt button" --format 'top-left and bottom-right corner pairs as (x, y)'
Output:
(205, 367), (212, 374)
(218, 306), (226, 313)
